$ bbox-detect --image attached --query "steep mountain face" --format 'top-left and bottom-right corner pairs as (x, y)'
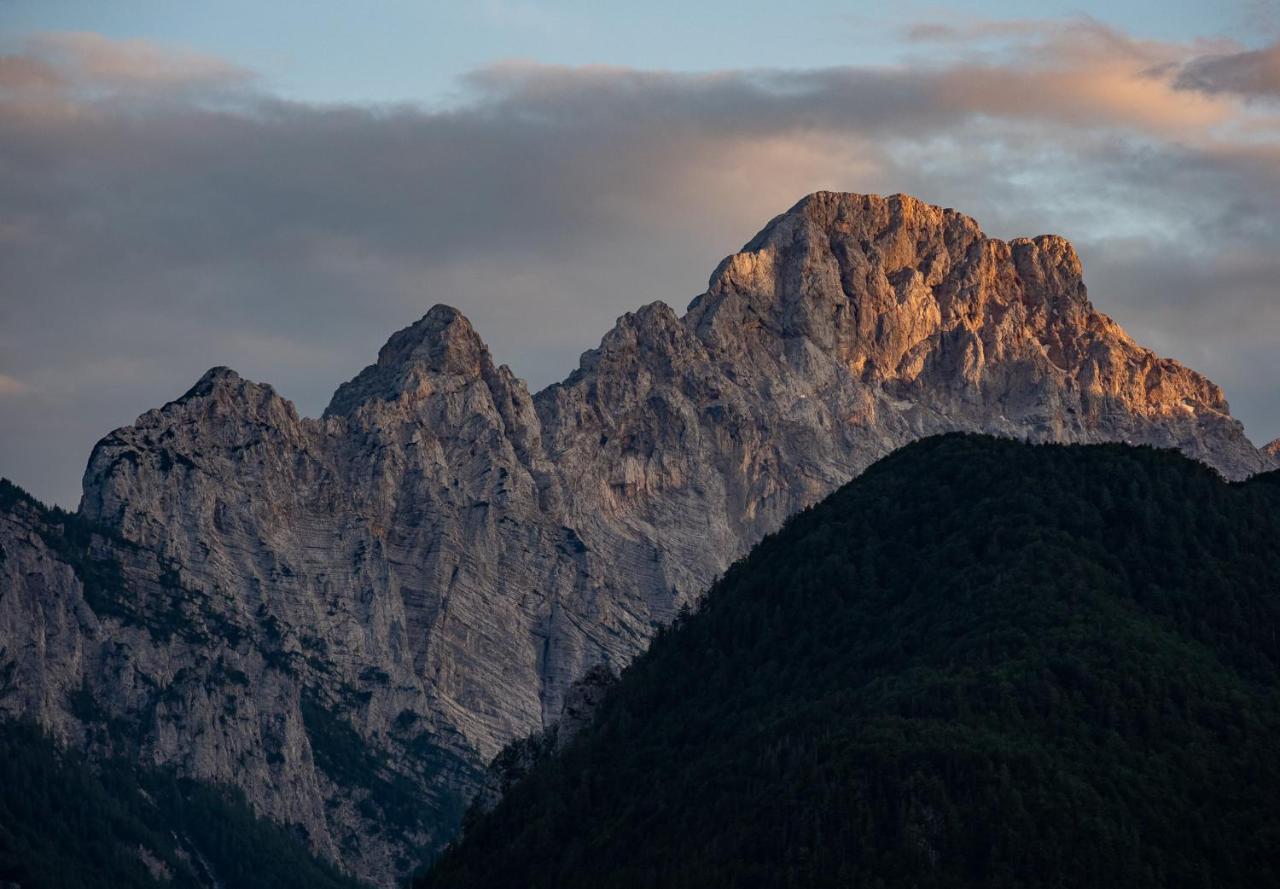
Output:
(420, 435), (1280, 889)
(1, 193), (1274, 886)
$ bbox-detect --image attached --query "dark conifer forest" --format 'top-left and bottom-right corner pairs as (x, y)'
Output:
(421, 434), (1280, 889)
(0, 720), (365, 889)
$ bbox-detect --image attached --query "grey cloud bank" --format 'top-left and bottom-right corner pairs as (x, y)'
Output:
(1174, 42), (1280, 98)
(1, 21), (1278, 505)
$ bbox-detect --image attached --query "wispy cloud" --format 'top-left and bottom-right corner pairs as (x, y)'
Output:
(2, 31), (252, 104)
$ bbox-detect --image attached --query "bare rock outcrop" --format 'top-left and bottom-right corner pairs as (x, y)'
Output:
(1, 193), (1273, 886)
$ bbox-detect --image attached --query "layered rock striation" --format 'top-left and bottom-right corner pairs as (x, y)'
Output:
(2, 193), (1274, 885)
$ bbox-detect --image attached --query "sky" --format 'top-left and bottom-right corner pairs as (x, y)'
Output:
(1, 1), (1279, 506)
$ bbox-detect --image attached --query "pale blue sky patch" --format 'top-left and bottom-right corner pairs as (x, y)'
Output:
(1, 1), (1269, 103)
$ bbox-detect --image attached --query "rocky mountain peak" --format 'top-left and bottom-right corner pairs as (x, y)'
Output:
(324, 304), (494, 417)
(376, 305), (484, 373)
(181, 365), (246, 398)
(79, 362), (304, 530)
(85, 364), (295, 457)
(1265, 438), (1280, 462)
(691, 193), (1093, 334)
(687, 192), (987, 356)
(567, 301), (692, 380)
(163, 365), (295, 426)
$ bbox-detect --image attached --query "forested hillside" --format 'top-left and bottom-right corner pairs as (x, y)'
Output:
(0, 720), (367, 889)
(422, 434), (1280, 889)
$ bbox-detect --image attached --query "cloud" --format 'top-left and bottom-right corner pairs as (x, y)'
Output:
(901, 20), (1047, 43)
(18, 31), (251, 94)
(0, 53), (65, 90)
(0, 374), (29, 397)
(1174, 41), (1280, 100)
(1, 24), (1278, 506)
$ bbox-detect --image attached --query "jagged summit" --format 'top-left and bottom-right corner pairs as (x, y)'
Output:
(690, 192), (1087, 347)
(758, 190), (981, 241)
(376, 304), (483, 372)
(169, 366), (295, 421)
(324, 303), (494, 417)
(178, 365), (246, 399)
(558, 300), (690, 385)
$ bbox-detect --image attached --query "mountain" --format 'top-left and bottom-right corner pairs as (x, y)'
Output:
(421, 434), (1280, 889)
(1, 193), (1275, 886)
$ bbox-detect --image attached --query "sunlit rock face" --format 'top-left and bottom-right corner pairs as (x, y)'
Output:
(2, 193), (1272, 886)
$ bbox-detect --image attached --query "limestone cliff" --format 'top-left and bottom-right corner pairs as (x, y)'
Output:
(1, 193), (1272, 886)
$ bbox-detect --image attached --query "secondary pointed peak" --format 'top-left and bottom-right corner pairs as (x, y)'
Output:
(178, 365), (247, 401)
(324, 304), (494, 417)
(375, 304), (484, 370)
(197, 365), (244, 384)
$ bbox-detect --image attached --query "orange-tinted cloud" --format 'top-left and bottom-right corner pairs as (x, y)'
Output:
(0, 30), (251, 110)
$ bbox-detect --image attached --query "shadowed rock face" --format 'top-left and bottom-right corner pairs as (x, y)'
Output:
(2, 193), (1274, 886)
